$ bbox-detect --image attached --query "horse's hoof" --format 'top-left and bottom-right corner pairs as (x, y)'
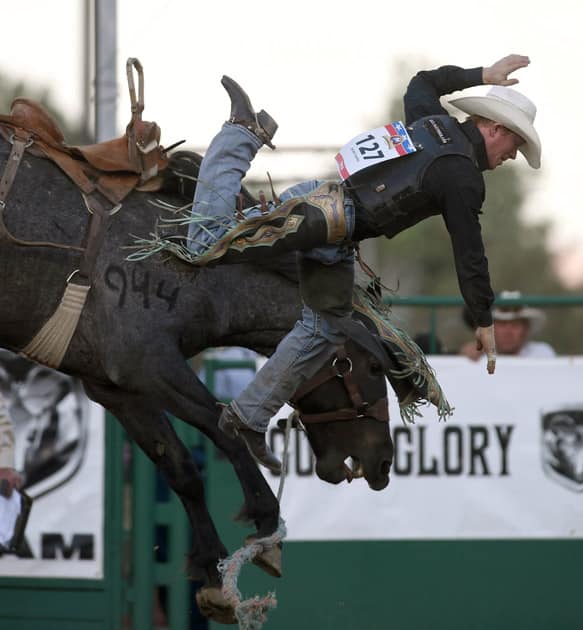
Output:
(195, 586), (237, 625)
(245, 535), (283, 578)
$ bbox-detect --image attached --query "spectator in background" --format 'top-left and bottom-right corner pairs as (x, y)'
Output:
(460, 290), (556, 359)
(0, 392), (23, 498)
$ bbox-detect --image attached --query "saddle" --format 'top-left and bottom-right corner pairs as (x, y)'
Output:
(0, 58), (168, 207)
(0, 58), (174, 370)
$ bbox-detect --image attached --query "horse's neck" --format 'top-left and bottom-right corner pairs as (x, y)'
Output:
(192, 263), (301, 355)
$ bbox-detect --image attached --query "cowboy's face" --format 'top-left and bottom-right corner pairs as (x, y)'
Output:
(483, 123), (525, 170)
(494, 318), (530, 354)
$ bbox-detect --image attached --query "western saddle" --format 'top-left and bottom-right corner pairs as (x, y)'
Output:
(0, 57), (169, 210)
(0, 58), (180, 369)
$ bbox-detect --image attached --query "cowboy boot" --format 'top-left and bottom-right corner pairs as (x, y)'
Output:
(218, 404), (282, 473)
(221, 75), (278, 150)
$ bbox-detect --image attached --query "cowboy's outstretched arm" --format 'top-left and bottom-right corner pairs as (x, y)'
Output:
(404, 65), (484, 123)
(482, 54), (530, 86)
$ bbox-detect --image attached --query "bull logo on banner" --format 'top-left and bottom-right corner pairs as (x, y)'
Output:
(541, 406), (583, 492)
(0, 349), (89, 500)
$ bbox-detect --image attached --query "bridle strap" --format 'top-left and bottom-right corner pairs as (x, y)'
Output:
(290, 363), (342, 403)
(335, 346), (365, 411)
(290, 345), (358, 405)
(290, 344), (388, 425)
(299, 397), (389, 424)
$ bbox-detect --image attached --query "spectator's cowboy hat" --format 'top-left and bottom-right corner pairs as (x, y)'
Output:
(450, 86), (541, 169)
(492, 290), (546, 334)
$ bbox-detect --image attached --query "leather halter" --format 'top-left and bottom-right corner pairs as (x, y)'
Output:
(289, 345), (388, 424)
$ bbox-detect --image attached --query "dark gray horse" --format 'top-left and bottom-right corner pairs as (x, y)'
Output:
(0, 138), (394, 622)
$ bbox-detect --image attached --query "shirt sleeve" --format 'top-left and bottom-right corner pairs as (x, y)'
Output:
(424, 156), (494, 327)
(404, 65), (484, 124)
(0, 394), (15, 468)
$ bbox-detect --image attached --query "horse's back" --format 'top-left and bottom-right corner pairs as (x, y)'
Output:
(0, 138), (299, 380)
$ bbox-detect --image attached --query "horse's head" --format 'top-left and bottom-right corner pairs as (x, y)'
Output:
(289, 340), (393, 491)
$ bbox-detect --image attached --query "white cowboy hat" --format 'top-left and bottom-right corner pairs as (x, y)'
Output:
(492, 290), (546, 334)
(449, 86), (541, 169)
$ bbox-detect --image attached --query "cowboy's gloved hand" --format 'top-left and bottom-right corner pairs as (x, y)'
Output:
(475, 325), (496, 374)
(483, 54), (530, 86)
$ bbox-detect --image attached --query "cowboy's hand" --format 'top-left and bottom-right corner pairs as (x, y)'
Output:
(475, 326), (497, 374)
(0, 467), (23, 498)
(483, 54), (530, 86)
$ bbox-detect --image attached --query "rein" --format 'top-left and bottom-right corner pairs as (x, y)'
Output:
(289, 345), (388, 424)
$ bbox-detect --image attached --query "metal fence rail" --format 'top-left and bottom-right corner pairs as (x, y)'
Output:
(387, 294), (583, 353)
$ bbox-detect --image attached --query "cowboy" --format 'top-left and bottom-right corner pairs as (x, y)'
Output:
(460, 290), (555, 359)
(0, 392), (22, 498)
(188, 54), (541, 472)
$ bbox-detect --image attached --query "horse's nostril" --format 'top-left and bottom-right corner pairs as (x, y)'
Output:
(380, 459), (391, 476)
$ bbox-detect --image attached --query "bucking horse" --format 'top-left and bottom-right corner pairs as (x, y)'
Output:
(0, 66), (447, 624)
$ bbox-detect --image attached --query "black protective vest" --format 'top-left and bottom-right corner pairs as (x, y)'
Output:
(346, 115), (477, 239)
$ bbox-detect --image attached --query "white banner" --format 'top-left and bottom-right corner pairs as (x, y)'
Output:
(0, 352), (104, 578)
(263, 357), (583, 540)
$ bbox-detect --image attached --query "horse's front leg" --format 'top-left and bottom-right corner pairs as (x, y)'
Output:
(153, 364), (281, 541)
(83, 382), (232, 597)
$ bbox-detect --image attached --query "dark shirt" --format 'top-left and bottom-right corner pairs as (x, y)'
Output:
(404, 65), (494, 327)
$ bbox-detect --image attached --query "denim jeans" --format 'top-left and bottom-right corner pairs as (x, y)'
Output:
(231, 305), (349, 430)
(187, 123), (263, 252)
(191, 123), (355, 431)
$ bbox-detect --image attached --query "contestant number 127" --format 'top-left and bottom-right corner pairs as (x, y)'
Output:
(356, 134), (383, 159)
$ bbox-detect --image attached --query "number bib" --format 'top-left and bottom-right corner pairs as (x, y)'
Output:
(334, 121), (416, 181)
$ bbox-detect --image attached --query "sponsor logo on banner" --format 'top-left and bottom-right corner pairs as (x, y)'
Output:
(1, 351), (89, 501)
(268, 423), (514, 478)
(0, 350), (103, 577)
(541, 406), (583, 492)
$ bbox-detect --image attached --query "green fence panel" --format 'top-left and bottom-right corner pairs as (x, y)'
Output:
(126, 416), (202, 630)
(0, 415), (125, 630)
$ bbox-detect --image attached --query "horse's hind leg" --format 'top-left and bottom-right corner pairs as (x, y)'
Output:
(83, 381), (229, 589)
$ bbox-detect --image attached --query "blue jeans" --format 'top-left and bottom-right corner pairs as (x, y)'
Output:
(191, 123), (355, 431)
(188, 123), (264, 252)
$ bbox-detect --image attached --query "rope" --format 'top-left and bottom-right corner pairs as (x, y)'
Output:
(217, 409), (295, 629)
